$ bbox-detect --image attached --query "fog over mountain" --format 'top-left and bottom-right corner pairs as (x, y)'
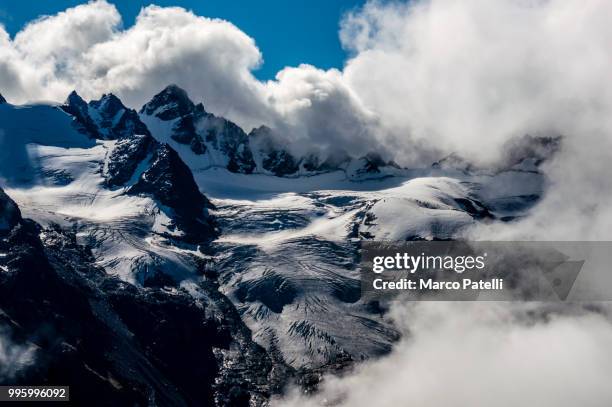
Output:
(277, 302), (612, 407)
(0, 0), (610, 162)
(2, 0), (612, 237)
(1, 0), (612, 406)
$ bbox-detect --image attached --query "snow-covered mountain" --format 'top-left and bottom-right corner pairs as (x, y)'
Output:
(0, 94), (217, 284)
(140, 85), (403, 179)
(141, 85), (256, 173)
(62, 91), (151, 141)
(0, 87), (550, 405)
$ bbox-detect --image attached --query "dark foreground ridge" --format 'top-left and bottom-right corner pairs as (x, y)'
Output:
(0, 188), (290, 406)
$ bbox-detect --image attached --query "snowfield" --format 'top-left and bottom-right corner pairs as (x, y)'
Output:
(191, 166), (543, 367)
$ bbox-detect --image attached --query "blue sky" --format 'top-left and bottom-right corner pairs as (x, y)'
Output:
(0, 0), (366, 80)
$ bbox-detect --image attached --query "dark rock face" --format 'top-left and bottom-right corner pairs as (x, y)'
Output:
(89, 93), (125, 119)
(61, 92), (150, 140)
(359, 152), (385, 174)
(0, 191), (288, 406)
(0, 94), (6, 104)
(0, 221), (149, 406)
(128, 144), (217, 243)
(204, 117), (256, 174)
(346, 152), (398, 179)
(105, 134), (158, 187)
(452, 198), (494, 220)
(316, 150), (352, 172)
(301, 154), (321, 172)
(502, 134), (562, 168)
(249, 126), (299, 176)
(300, 150), (352, 174)
(113, 110), (150, 140)
(262, 150), (299, 176)
(432, 153), (475, 173)
(61, 91), (102, 139)
(0, 189), (22, 234)
(172, 115), (198, 143)
(140, 85), (196, 121)
(141, 86), (256, 173)
(169, 106), (207, 155)
(190, 134), (206, 155)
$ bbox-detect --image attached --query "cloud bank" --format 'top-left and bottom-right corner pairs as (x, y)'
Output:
(275, 302), (612, 407)
(0, 1), (269, 129)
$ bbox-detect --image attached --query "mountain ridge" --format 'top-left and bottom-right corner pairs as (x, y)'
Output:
(140, 84), (402, 179)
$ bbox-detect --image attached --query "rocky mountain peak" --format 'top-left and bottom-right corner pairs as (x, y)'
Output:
(249, 125), (272, 138)
(140, 84), (197, 120)
(63, 90), (88, 118)
(61, 90), (102, 139)
(89, 93), (126, 120)
(0, 93), (6, 104)
(61, 91), (149, 140)
(140, 85), (257, 173)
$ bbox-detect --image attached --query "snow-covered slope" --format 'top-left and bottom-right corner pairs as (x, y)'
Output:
(0, 101), (94, 185)
(191, 162), (544, 368)
(0, 98), (217, 285)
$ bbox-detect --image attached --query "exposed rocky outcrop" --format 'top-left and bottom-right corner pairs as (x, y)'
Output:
(249, 126), (300, 176)
(141, 84), (196, 121)
(105, 134), (158, 187)
(62, 91), (150, 140)
(141, 85), (256, 173)
(128, 144), (218, 243)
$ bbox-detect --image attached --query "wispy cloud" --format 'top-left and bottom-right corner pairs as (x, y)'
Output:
(0, 325), (36, 381)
